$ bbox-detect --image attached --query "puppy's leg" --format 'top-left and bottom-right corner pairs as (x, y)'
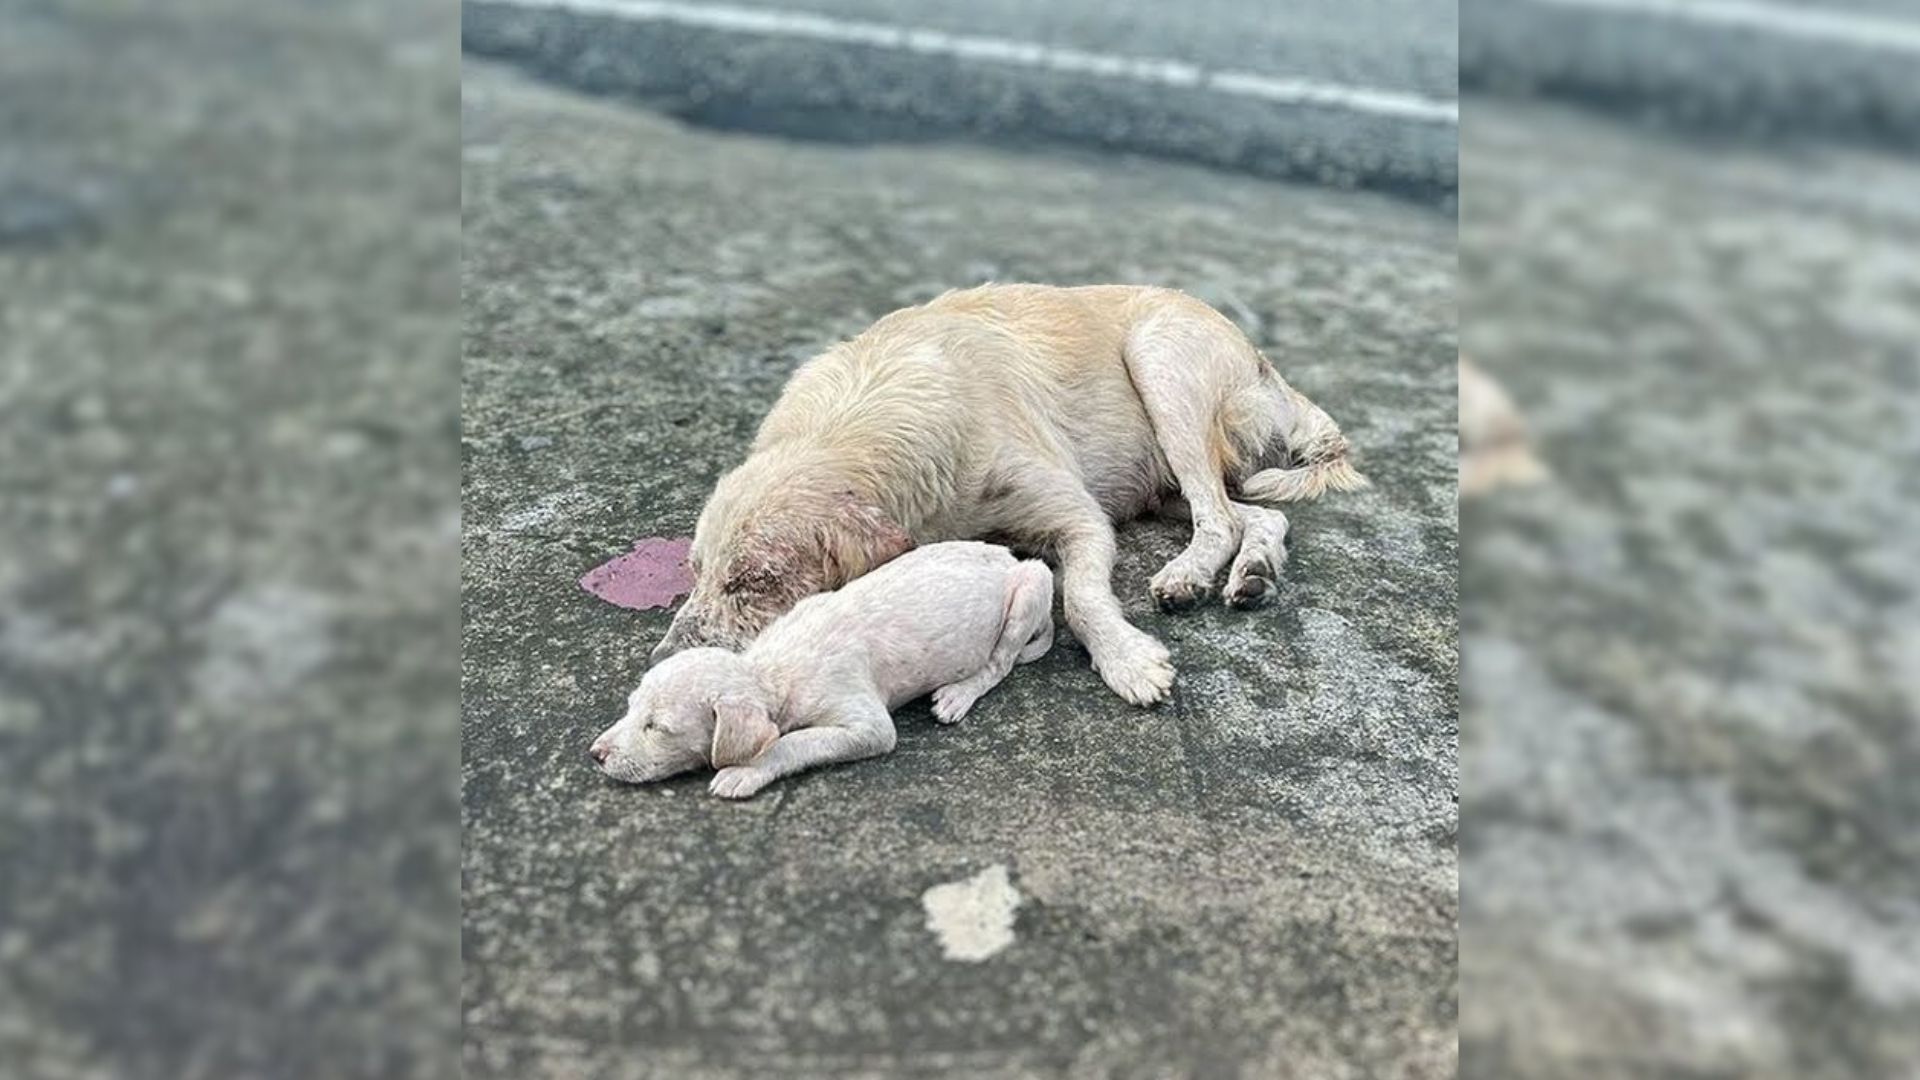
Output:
(1125, 315), (1245, 611)
(709, 694), (895, 800)
(1016, 600), (1055, 664)
(1223, 502), (1289, 609)
(932, 561), (1054, 724)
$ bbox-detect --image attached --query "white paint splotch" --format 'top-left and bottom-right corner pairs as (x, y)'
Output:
(921, 864), (1022, 962)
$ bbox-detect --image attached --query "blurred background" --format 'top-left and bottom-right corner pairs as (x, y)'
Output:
(4, 0), (1916, 1077)
(1459, 0), (1920, 1076)
(1, 2), (460, 1078)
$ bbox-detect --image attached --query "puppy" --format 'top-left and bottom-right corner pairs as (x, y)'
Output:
(653, 284), (1366, 706)
(592, 542), (1053, 799)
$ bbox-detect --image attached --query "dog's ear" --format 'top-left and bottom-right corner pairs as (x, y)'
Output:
(709, 694), (778, 767)
(818, 492), (913, 585)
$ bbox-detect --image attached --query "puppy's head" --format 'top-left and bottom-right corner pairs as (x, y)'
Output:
(652, 460), (911, 662)
(589, 648), (779, 783)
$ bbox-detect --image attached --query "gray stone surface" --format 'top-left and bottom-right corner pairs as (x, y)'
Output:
(0, 2), (460, 1077)
(1461, 97), (1920, 1079)
(462, 60), (1458, 1079)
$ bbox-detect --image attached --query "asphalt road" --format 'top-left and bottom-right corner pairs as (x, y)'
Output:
(1461, 97), (1920, 1079)
(706, 0), (1457, 99)
(463, 0), (1459, 201)
(462, 58), (1458, 1079)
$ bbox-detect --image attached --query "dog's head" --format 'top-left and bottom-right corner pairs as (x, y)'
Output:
(651, 460), (911, 662)
(589, 648), (780, 783)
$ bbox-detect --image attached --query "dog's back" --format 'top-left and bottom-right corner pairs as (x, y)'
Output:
(762, 285), (1168, 518)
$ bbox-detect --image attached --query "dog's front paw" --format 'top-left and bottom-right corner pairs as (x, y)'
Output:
(709, 766), (774, 800)
(1149, 561), (1215, 612)
(1091, 628), (1175, 706)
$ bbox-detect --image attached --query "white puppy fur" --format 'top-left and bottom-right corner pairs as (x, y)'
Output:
(593, 542), (1053, 799)
(653, 284), (1366, 706)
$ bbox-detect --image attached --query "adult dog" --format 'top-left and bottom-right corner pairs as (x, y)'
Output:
(651, 284), (1366, 705)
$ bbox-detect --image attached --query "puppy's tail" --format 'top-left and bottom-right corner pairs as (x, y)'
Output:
(1235, 376), (1370, 504)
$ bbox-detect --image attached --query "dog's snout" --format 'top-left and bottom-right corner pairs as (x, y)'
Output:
(588, 737), (612, 765)
(650, 621), (701, 664)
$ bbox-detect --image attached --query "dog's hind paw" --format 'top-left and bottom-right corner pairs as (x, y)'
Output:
(1224, 552), (1282, 609)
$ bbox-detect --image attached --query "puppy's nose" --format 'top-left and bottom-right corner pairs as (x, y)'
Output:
(588, 739), (612, 765)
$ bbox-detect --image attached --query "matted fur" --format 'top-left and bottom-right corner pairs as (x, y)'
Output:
(655, 284), (1367, 705)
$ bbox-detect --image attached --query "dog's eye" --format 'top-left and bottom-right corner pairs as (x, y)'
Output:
(722, 564), (778, 596)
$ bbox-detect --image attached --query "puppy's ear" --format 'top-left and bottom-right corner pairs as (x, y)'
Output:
(709, 694), (778, 767)
(818, 493), (913, 585)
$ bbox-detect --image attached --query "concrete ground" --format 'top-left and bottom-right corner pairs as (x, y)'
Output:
(1461, 97), (1920, 1079)
(0, 2), (459, 1078)
(462, 60), (1457, 1080)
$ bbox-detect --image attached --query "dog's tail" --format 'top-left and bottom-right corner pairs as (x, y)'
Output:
(1233, 373), (1370, 503)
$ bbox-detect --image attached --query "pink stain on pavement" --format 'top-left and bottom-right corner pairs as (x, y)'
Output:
(580, 537), (695, 611)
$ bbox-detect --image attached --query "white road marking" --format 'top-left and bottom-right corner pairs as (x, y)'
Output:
(475, 0), (1460, 124)
(921, 864), (1022, 962)
(1525, 0), (1920, 56)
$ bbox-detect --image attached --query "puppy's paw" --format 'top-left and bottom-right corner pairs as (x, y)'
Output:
(931, 682), (982, 725)
(1149, 561), (1215, 612)
(1091, 629), (1175, 706)
(709, 766), (774, 800)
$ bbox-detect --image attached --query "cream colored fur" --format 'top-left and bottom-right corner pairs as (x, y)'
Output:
(654, 284), (1367, 705)
(593, 542), (1053, 798)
